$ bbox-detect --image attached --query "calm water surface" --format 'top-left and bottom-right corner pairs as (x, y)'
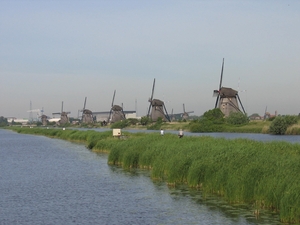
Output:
(77, 127), (300, 143)
(0, 129), (286, 225)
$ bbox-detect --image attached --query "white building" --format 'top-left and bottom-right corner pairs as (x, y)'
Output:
(6, 117), (29, 125)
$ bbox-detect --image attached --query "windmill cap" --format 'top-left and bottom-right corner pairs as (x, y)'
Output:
(112, 105), (123, 111)
(220, 87), (238, 97)
(151, 99), (164, 106)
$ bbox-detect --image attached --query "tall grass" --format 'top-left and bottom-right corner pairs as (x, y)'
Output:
(107, 133), (300, 223)
(286, 124), (300, 135)
(8, 126), (300, 223)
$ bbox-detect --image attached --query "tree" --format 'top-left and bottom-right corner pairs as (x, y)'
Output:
(269, 116), (288, 135)
(203, 108), (225, 123)
(140, 116), (151, 125)
(226, 112), (249, 125)
(188, 109), (226, 132)
(284, 115), (298, 126)
(147, 117), (163, 130)
(110, 120), (129, 129)
(0, 116), (8, 127)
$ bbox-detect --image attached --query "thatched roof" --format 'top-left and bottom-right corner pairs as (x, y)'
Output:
(220, 87), (238, 97)
(83, 109), (93, 115)
(112, 105), (123, 111)
(151, 99), (164, 106)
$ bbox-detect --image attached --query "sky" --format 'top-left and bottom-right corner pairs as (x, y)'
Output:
(1, 0), (300, 119)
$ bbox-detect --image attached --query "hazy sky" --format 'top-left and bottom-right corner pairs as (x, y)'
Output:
(1, 0), (299, 119)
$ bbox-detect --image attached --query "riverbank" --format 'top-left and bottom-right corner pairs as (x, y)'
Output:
(7, 127), (300, 224)
(86, 120), (271, 133)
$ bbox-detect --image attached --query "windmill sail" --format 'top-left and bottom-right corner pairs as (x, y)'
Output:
(81, 97), (94, 124)
(147, 78), (170, 122)
(213, 59), (246, 117)
(60, 101), (70, 124)
(108, 90), (126, 123)
(181, 103), (194, 120)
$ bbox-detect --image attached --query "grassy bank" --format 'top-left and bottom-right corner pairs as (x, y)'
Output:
(8, 127), (300, 224)
(146, 120), (271, 133)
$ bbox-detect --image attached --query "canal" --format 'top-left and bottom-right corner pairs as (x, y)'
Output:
(0, 129), (285, 224)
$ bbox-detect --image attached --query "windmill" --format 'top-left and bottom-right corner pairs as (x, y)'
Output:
(81, 97), (94, 124)
(52, 101), (70, 125)
(181, 104), (194, 120)
(213, 58), (246, 117)
(35, 107), (48, 126)
(40, 115), (48, 126)
(60, 101), (70, 124)
(107, 90), (126, 123)
(147, 78), (171, 122)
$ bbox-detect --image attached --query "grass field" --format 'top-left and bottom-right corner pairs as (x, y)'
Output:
(126, 120), (272, 133)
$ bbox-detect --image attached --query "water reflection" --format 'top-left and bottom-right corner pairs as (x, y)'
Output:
(74, 127), (300, 143)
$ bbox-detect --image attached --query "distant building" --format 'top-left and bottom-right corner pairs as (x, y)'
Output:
(264, 111), (277, 120)
(6, 117), (29, 125)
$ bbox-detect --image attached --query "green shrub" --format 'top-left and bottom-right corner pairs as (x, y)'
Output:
(203, 108), (225, 122)
(284, 115), (298, 126)
(0, 116), (8, 127)
(188, 108), (227, 132)
(141, 116), (151, 125)
(189, 118), (225, 132)
(226, 112), (249, 125)
(127, 118), (139, 125)
(147, 117), (163, 130)
(110, 120), (129, 129)
(269, 116), (298, 135)
(269, 116), (287, 135)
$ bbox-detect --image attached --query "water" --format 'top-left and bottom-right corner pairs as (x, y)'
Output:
(0, 129), (285, 225)
(76, 127), (300, 143)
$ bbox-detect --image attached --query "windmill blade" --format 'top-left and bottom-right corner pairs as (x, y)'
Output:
(147, 79), (155, 117)
(83, 97), (87, 110)
(264, 106), (268, 119)
(214, 95), (220, 109)
(107, 109), (113, 123)
(111, 90), (116, 107)
(121, 108), (126, 119)
(219, 58), (224, 90)
(163, 104), (171, 122)
(213, 58), (224, 107)
(236, 94), (246, 114)
(81, 97), (87, 122)
(227, 98), (241, 112)
(265, 106), (267, 114)
(61, 101), (64, 113)
(147, 102), (152, 118)
(150, 78), (155, 101)
(183, 104), (186, 113)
